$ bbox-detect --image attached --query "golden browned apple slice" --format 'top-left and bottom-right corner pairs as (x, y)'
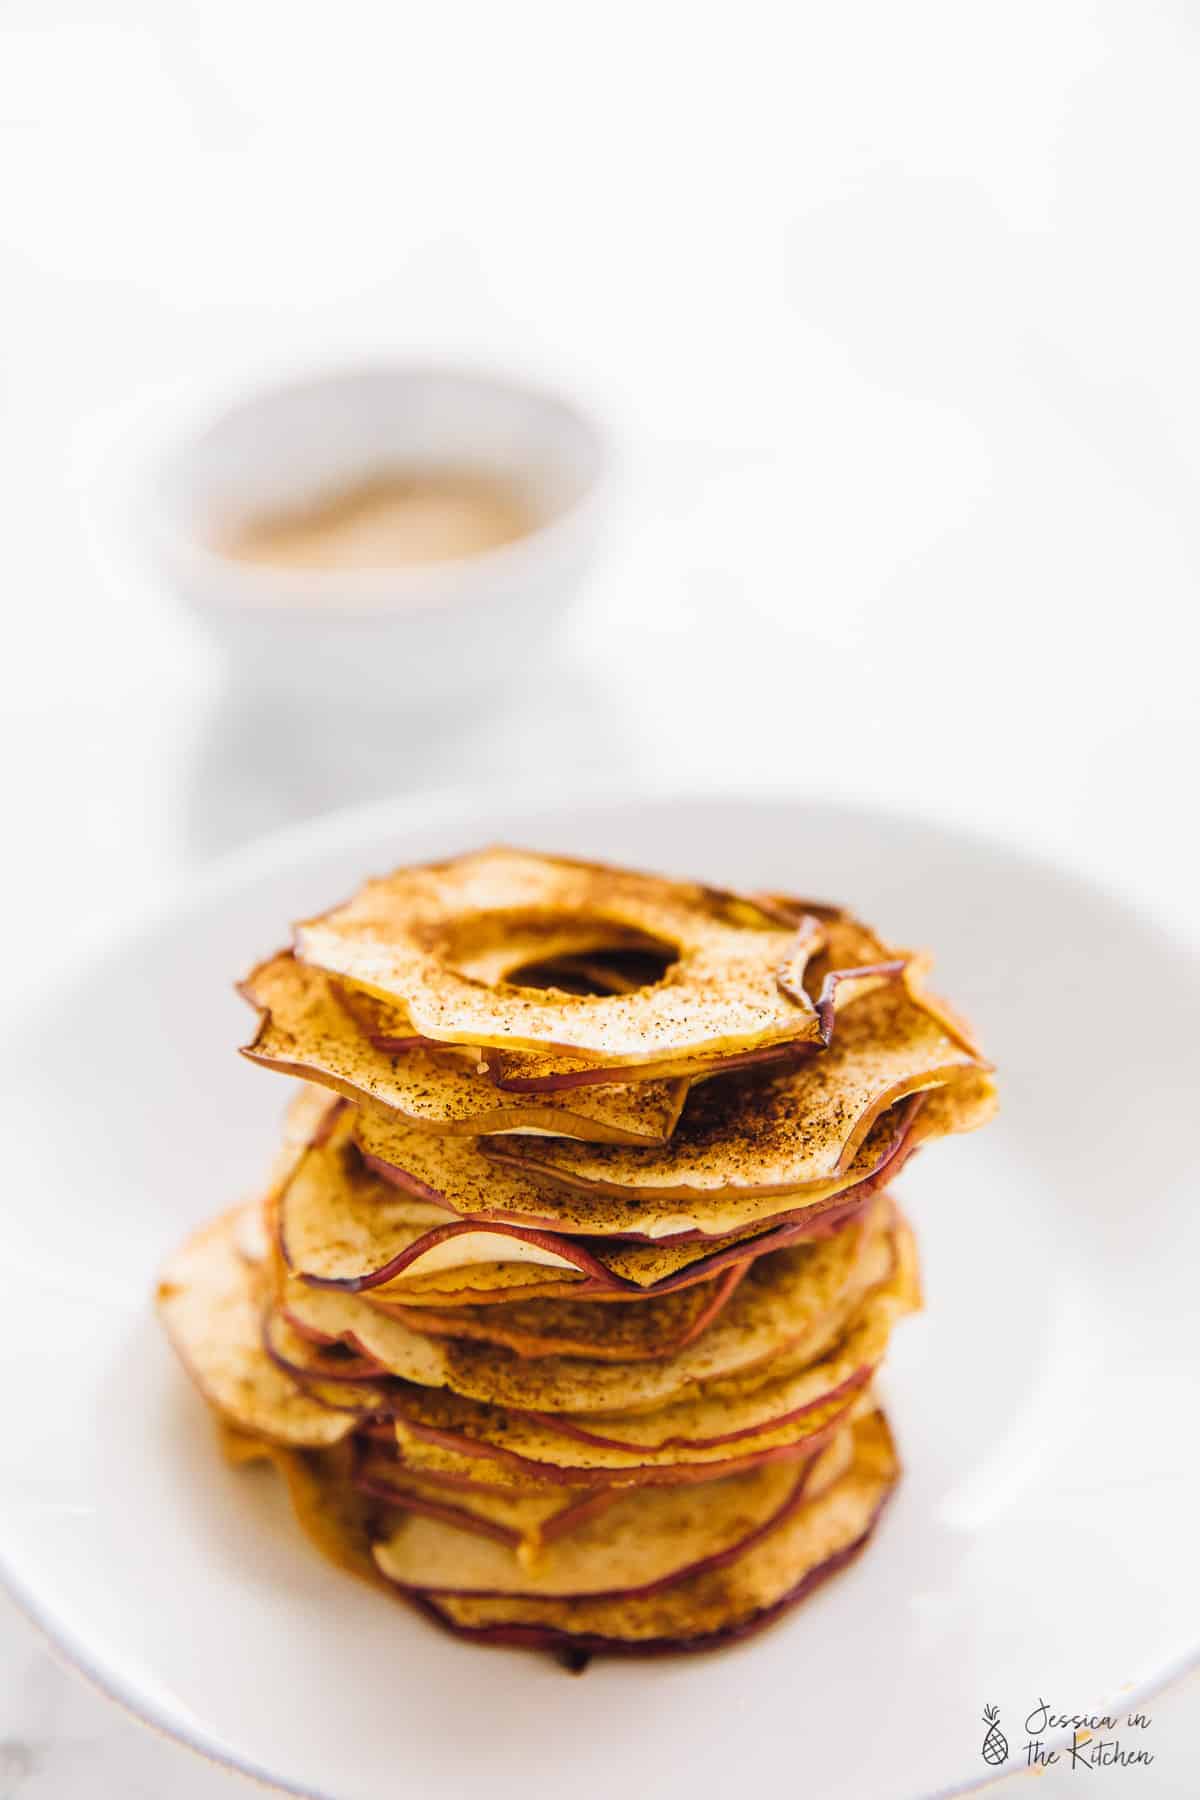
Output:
(366, 1262), (582, 1304)
(372, 1438), (853, 1599)
(275, 1100), (902, 1295)
(390, 1382), (877, 1497)
(513, 1226), (913, 1452)
(240, 952), (688, 1145)
(292, 848), (825, 1064)
(488, 982), (992, 1205)
(231, 1413), (897, 1652)
(372, 1076), (976, 1306)
(417, 1410), (898, 1653)
(155, 1206), (356, 1448)
(484, 904), (911, 1090)
(330, 921), (669, 1047)
(375, 1240), (915, 1486)
(241, 1243), (906, 1497)
(380, 1264), (748, 1362)
(273, 1203), (891, 1417)
(355, 1457), (619, 1557)
(355, 1070), (920, 1241)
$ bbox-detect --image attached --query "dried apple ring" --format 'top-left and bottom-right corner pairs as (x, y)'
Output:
(239, 953), (689, 1145)
(156, 1207), (356, 1448)
(294, 849), (825, 1066)
(484, 904), (909, 1090)
(487, 985), (991, 1206)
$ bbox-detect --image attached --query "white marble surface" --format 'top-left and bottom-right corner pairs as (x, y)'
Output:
(1, 3), (1198, 1794)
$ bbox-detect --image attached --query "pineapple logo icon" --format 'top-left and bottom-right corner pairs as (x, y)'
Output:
(980, 1705), (1009, 1766)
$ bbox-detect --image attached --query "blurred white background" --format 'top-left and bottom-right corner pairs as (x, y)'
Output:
(1, 2), (1197, 1794)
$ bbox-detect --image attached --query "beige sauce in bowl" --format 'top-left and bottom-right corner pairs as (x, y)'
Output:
(223, 469), (536, 570)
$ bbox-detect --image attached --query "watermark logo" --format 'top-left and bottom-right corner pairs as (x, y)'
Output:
(978, 1698), (1156, 1773)
(1021, 1698), (1155, 1773)
(980, 1705), (1009, 1767)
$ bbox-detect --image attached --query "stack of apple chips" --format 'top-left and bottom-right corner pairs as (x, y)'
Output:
(158, 850), (995, 1659)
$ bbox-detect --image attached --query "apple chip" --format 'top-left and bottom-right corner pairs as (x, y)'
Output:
(419, 1410), (897, 1652)
(485, 904), (910, 1090)
(381, 1265), (748, 1362)
(488, 981), (991, 1204)
(350, 1191), (865, 1303)
(293, 848), (826, 1065)
(389, 1387), (877, 1493)
(236, 1415), (895, 1652)
(351, 1074), (983, 1305)
(373, 1446), (846, 1598)
(365, 1262), (586, 1304)
(275, 1204), (891, 1418)
(241, 952), (688, 1145)
(156, 1206), (355, 1448)
(357, 1459), (618, 1557)
(516, 1224), (914, 1452)
(356, 1072), (918, 1241)
(275, 1103), (893, 1297)
(382, 1241), (912, 1483)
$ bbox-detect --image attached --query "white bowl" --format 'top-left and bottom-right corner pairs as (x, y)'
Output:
(149, 364), (610, 706)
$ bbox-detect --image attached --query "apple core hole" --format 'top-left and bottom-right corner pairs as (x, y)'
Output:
(438, 910), (680, 995)
(505, 942), (679, 997)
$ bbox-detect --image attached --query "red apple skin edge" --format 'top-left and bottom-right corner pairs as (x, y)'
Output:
(284, 1171), (890, 1295)
(369, 1442), (827, 1602)
(481, 959), (913, 1091)
(479, 1039), (818, 1094)
(382, 1399), (862, 1489)
(395, 1491), (895, 1663)
(514, 1359), (876, 1454)
(356, 1475), (616, 1551)
(264, 1313), (880, 1476)
(365, 1096), (918, 1235)
(271, 1333), (878, 1460)
(358, 1148), (894, 1247)
(380, 1258), (749, 1362)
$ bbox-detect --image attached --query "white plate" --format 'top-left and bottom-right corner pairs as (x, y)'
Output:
(1, 791), (1196, 1800)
